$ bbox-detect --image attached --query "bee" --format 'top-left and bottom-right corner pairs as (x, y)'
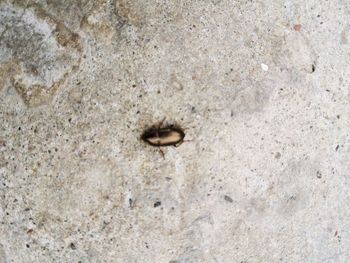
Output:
(141, 119), (185, 148)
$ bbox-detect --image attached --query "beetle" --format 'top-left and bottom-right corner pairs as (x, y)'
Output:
(141, 124), (185, 147)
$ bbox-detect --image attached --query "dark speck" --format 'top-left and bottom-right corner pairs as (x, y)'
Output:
(316, 171), (322, 179)
(311, 64), (316, 73)
(275, 152), (281, 159)
(70, 243), (76, 250)
(337, 115), (340, 119)
(335, 145), (339, 151)
(224, 195), (233, 203)
(18, 127), (21, 131)
(154, 201), (161, 207)
(26, 244), (30, 248)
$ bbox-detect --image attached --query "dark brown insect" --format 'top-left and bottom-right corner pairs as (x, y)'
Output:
(141, 125), (185, 147)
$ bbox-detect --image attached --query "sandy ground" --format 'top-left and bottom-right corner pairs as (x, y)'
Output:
(1, 0), (350, 262)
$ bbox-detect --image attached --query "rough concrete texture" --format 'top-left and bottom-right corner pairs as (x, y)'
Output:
(0, 0), (350, 262)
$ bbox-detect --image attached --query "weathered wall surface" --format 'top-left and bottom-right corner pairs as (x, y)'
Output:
(1, 0), (350, 262)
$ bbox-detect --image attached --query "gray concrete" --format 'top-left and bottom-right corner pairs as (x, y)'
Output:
(1, 0), (350, 262)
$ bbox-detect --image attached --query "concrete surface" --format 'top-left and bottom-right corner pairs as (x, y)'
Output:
(1, 0), (350, 262)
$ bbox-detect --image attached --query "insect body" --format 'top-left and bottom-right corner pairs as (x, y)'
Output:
(141, 126), (185, 147)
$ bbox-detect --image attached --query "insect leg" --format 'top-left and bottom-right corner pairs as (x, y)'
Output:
(174, 141), (184, 148)
(159, 147), (165, 158)
(174, 139), (191, 147)
(158, 117), (166, 128)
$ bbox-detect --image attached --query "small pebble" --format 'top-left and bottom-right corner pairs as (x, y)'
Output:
(261, 63), (269, 71)
(70, 243), (76, 250)
(154, 201), (161, 207)
(224, 195), (233, 203)
(293, 24), (302, 31)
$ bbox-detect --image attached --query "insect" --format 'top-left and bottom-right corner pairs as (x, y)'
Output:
(141, 122), (185, 147)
